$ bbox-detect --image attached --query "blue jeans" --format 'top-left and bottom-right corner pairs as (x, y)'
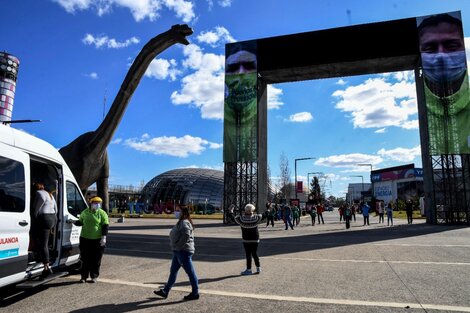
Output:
(284, 216), (294, 229)
(163, 250), (199, 295)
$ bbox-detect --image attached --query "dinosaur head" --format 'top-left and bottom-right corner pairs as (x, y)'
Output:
(170, 24), (193, 45)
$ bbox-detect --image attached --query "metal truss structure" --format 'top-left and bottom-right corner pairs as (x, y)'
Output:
(431, 154), (470, 224)
(223, 161), (258, 223)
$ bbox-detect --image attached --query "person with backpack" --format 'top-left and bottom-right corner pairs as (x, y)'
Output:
(361, 202), (370, 226)
(309, 204), (317, 226)
(292, 205), (300, 226)
(344, 205), (352, 229)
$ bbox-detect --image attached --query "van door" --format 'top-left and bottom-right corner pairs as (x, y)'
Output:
(0, 144), (30, 287)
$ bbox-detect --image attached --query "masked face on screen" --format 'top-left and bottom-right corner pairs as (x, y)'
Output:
(422, 51), (467, 84)
(225, 73), (257, 111)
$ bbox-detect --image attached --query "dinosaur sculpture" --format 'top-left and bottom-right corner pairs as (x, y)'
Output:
(59, 24), (193, 211)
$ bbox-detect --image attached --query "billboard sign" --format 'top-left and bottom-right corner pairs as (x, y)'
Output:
(223, 41), (258, 162)
(417, 12), (470, 155)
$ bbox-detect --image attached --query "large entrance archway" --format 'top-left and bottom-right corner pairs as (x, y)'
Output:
(223, 11), (470, 225)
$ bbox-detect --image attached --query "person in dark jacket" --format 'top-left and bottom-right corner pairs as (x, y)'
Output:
(405, 199), (414, 224)
(229, 204), (267, 275)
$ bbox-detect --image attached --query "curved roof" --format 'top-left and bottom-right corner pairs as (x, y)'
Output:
(141, 168), (224, 208)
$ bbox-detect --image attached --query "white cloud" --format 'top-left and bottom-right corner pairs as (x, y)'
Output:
(82, 33), (140, 49)
(286, 112), (313, 123)
(124, 134), (222, 157)
(377, 145), (421, 162)
(52, 0), (92, 13)
(53, 0), (195, 22)
(336, 78), (346, 85)
(218, 0), (232, 7)
(209, 142), (223, 149)
(268, 85), (284, 109)
(111, 138), (122, 144)
(315, 153), (383, 168)
(197, 26), (235, 47)
(145, 58), (180, 81)
(85, 72), (99, 79)
(332, 72), (417, 130)
(374, 128), (386, 133)
(163, 0), (195, 23)
(400, 119), (419, 130)
(184, 164), (224, 171)
(170, 44), (226, 119)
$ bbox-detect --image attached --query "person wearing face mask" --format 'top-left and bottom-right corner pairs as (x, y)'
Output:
(68, 196), (109, 283)
(154, 206), (199, 301)
(418, 13), (470, 154)
(223, 41), (258, 163)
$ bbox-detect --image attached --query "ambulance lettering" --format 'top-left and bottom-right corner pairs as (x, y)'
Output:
(0, 237), (19, 259)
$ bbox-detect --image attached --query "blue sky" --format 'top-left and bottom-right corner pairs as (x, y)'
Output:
(2, 0), (470, 198)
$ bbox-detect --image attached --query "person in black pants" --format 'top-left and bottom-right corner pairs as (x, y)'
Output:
(265, 202), (275, 227)
(32, 183), (57, 278)
(228, 204), (267, 275)
(405, 199), (413, 224)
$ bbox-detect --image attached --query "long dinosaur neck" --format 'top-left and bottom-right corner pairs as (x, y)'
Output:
(89, 28), (182, 153)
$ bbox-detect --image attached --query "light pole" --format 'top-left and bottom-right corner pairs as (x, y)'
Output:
(350, 175), (364, 202)
(356, 163), (373, 197)
(295, 157), (316, 200)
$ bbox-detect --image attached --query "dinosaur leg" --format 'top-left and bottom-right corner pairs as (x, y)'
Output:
(97, 157), (110, 213)
(97, 177), (109, 214)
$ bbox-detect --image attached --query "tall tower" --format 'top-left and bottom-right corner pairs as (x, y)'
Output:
(0, 52), (20, 124)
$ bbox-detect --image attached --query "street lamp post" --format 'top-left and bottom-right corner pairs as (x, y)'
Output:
(349, 175), (364, 202)
(295, 157), (316, 200)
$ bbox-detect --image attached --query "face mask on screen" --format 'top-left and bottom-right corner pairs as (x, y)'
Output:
(174, 211), (181, 219)
(225, 73), (257, 111)
(422, 51), (467, 83)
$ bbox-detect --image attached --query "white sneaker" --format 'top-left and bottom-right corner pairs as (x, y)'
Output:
(240, 269), (252, 275)
(256, 267), (261, 274)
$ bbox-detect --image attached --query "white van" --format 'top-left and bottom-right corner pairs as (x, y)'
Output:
(0, 123), (85, 288)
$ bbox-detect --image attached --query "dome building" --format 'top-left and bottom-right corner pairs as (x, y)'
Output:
(141, 168), (224, 211)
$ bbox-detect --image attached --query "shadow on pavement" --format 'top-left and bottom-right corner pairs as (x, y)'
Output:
(110, 222), (228, 231)
(68, 297), (187, 313)
(106, 222), (466, 263)
(145, 273), (241, 287)
(0, 280), (78, 307)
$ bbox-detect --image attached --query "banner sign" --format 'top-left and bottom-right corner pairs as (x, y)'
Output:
(417, 12), (470, 155)
(296, 181), (303, 193)
(371, 168), (423, 183)
(223, 40), (258, 162)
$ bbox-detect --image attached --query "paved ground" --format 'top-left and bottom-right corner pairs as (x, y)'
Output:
(1, 212), (470, 313)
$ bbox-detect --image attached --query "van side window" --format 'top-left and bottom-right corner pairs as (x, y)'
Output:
(66, 181), (87, 217)
(0, 156), (25, 213)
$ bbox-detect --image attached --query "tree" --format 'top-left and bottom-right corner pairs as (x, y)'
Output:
(309, 176), (322, 204)
(279, 152), (291, 201)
